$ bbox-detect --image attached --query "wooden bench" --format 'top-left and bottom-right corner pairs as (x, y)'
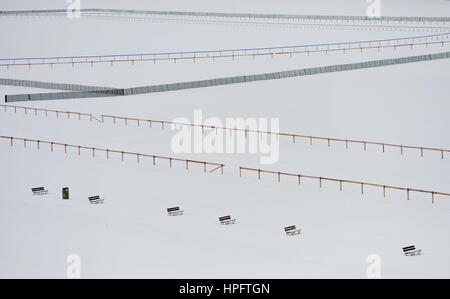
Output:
(167, 207), (184, 216)
(403, 245), (422, 256)
(89, 195), (104, 204)
(284, 225), (301, 236)
(219, 215), (236, 225)
(32, 187), (48, 195)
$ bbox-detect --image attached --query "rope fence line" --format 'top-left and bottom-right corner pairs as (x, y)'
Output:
(239, 167), (450, 204)
(1, 32), (449, 68)
(2, 104), (448, 160)
(0, 135), (225, 174)
(78, 14), (450, 32)
(2, 38), (450, 69)
(2, 9), (450, 23)
(5, 51), (450, 102)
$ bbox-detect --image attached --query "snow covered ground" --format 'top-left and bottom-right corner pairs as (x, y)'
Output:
(1, 0), (449, 278)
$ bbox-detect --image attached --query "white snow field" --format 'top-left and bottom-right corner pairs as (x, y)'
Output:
(1, 0), (450, 278)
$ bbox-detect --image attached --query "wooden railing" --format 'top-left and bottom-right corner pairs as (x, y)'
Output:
(2, 104), (449, 160)
(239, 167), (450, 203)
(101, 114), (450, 160)
(0, 104), (100, 122)
(0, 135), (224, 174)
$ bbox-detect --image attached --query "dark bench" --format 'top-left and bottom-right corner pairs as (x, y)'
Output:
(89, 195), (104, 204)
(167, 207), (184, 216)
(32, 187), (48, 195)
(219, 215), (236, 225)
(284, 225), (301, 236)
(403, 245), (422, 256)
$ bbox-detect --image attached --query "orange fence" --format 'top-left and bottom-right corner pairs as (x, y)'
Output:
(0, 135), (224, 174)
(101, 114), (450, 160)
(2, 104), (449, 160)
(0, 104), (101, 122)
(239, 167), (450, 203)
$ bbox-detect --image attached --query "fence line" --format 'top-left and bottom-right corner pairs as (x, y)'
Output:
(0, 78), (115, 92)
(1, 9), (450, 23)
(0, 135), (225, 174)
(5, 51), (450, 102)
(2, 38), (450, 69)
(1, 31), (449, 68)
(100, 114), (449, 160)
(0, 104), (100, 122)
(239, 167), (450, 203)
(83, 14), (450, 32)
(2, 104), (448, 160)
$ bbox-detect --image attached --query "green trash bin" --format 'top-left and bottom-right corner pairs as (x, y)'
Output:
(62, 187), (69, 200)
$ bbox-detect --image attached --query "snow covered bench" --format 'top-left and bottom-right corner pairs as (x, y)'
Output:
(167, 207), (184, 216)
(219, 215), (236, 225)
(89, 195), (104, 204)
(284, 225), (301, 236)
(403, 245), (422, 256)
(32, 187), (48, 195)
